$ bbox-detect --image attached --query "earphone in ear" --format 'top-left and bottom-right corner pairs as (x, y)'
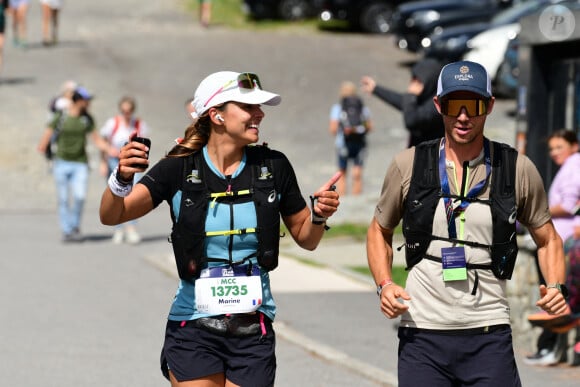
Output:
(215, 114), (224, 122)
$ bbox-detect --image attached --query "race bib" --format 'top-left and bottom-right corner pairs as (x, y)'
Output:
(195, 264), (263, 314)
(441, 246), (467, 281)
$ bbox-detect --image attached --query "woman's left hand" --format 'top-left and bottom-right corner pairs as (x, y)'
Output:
(312, 172), (342, 218)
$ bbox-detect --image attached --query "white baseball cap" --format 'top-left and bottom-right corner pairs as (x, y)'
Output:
(190, 71), (281, 120)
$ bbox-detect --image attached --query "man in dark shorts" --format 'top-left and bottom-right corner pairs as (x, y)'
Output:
(367, 60), (569, 386)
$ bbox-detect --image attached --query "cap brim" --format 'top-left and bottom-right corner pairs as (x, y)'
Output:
(212, 88), (280, 107)
(438, 85), (490, 99)
(229, 89), (281, 106)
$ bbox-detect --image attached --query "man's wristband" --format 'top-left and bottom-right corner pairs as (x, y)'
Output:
(377, 278), (393, 296)
(547, 283), (569, 299)
(108, 167), (133, 197)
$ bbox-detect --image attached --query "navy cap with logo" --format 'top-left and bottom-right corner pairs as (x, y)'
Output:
(436, 60), (492, 99)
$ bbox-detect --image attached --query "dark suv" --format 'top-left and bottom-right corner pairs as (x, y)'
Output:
(391, 0), (513, 52)
(318, 0), (411, 34)
(243, 0), (322, 21)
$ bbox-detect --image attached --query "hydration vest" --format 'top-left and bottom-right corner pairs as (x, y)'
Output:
(402, 139), (519, 281)
(170, 144), (281, 281)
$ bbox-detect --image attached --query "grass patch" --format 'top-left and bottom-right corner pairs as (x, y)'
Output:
(326, 223), (369, 241)
(183, 0), (321, 31)
(325, 222), (403, 240)
(281, 222), (402, 242)
(292, 256), (326, 268)
(350, 265), (409, 287)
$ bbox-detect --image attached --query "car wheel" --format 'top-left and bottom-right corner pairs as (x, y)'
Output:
(359, 2), (395, 34)
(278, 0), (312, 21)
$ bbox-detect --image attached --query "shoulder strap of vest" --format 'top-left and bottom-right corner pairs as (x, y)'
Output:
(111, 116), (120, 139)
(246, 144), (275, 182)
(180, 150), (205, 188)
(490, 141), (517, 196)
(111, 116), (141, 140)
(489, 140), (519, 280)
(245, 144), (280, 272)
(412, 139), (440, 182)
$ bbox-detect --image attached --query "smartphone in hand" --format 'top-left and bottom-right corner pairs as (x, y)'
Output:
(131, 137), (151, 169)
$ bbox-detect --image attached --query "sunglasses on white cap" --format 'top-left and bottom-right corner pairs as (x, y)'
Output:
(204, 73), (263, 108)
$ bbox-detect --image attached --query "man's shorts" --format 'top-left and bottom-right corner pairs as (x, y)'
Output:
(160, 315), (276, 386)
(397, 325), (521, 387)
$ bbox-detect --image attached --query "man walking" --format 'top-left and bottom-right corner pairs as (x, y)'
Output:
(366, 60), (569, 386)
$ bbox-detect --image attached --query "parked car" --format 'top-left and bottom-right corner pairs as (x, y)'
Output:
(423, 0), (549, 62)
(495, 33), (520, 98)
(391, 0), (513, 52)
(463, 0), (580, 97)
(243, 0), (322, 21)
(318, 0), (410, 33)
(463, 23), (521, 89)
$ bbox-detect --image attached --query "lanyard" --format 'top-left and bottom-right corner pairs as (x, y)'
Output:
(438, 138), (491, 239)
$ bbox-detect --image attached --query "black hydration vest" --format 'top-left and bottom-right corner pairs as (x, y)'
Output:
(402, 139), (519, 282)
(170, 145), (281, 281)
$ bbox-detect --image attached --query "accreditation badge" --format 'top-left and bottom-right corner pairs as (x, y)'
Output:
(195, 264), (263, 314)
(441, 246), (468, 281)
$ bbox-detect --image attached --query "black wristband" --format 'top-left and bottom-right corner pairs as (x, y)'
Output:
(115, 169), (133, 185)
(309, 195), (330, 230)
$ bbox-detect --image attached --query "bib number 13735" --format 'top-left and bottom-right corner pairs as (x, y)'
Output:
(195, 264), (262, 315)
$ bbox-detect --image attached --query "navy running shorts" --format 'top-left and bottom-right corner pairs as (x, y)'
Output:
(397, 325), (522, 387)
(160, 316), (276, 386)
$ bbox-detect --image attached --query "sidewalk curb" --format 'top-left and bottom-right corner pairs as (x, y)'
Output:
(274, 321), (398, 387)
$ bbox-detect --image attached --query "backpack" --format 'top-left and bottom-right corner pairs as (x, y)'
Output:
(44, 111), (67, 160)
(339, 96), (367, 143)
(109, 116), (141, 141)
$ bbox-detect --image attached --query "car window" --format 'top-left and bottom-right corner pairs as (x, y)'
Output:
(490, 0), (543, 25)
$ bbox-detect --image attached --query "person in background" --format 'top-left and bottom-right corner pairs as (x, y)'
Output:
(199, 0), (211, 28)
(328, 80), (372, 196)
(99, 71), (341, 386)
(361, 58), (443, 148)
(367, 60), (568, 386)
(49, 79), (77, 113)
(39, 0), (62, 46)
(42, 80), (78, 166)
(8, 0), (28, 48)
(37, 87), (107, 242)
(524, 129), (580, 366)
(99, 96), (150, 244)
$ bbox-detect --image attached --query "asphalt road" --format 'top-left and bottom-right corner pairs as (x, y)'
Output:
(1, 1), (579, 386)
